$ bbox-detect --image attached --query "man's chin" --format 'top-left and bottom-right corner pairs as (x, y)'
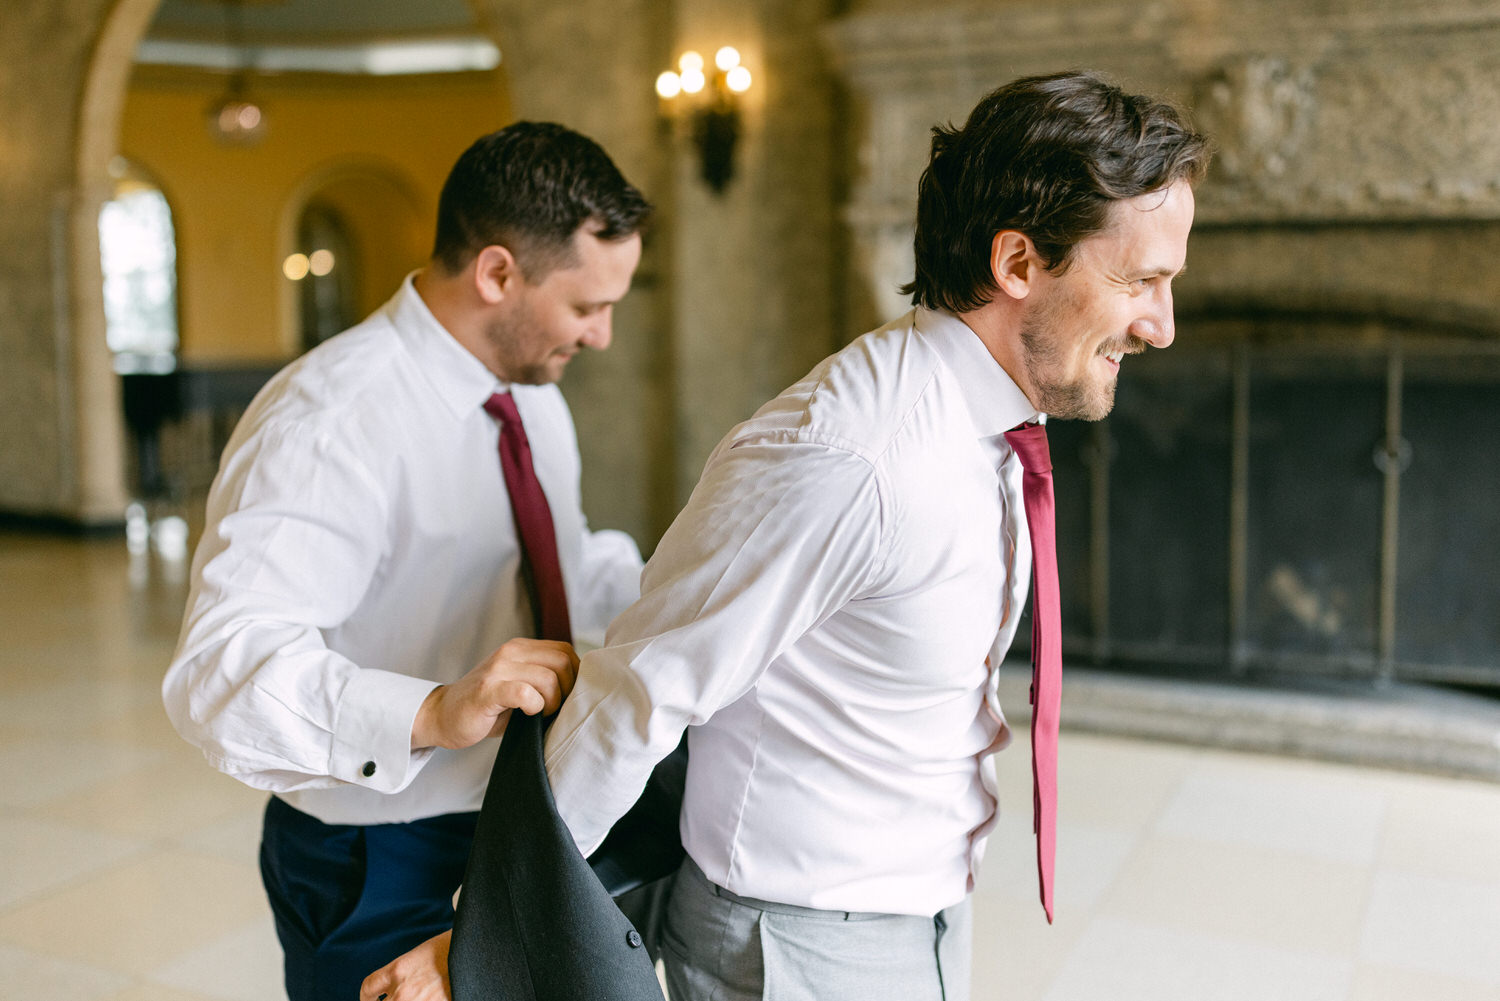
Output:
(511, 362), (569, 386)
(1036, 382), (1115, 422)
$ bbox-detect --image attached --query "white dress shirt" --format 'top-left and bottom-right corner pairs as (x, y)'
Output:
(163, 276), (642, 826)
(546, 308), (1039, 916)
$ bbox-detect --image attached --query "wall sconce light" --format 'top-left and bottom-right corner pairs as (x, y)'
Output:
(655, 47), (753, 194)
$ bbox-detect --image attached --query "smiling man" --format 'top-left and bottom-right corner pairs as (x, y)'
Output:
(371, 72), (1211, 1001)
(541, 72), (1208, 1001)
(163, 122), (650, 1001)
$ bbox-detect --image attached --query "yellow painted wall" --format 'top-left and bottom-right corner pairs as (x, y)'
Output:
(120, 66), (512, 363)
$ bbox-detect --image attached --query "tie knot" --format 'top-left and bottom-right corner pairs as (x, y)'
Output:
(484, 391), (521, 425)
(1003, 422), (1052, 474)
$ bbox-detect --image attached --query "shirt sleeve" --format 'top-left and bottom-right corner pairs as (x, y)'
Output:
(567, 527), (644, 650)
(544, 433), (887, 854)
(162, 420), (440, 794)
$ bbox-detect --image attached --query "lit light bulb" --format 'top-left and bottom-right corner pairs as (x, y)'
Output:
(678, 51), (704, 73)
(726, 66), (752, 93)
(655, 70), (682, 99)
(680, 68), (706, 94)
(309, 249), (335, 276)
(282, 253), (310, 281)
(715, 47), (741, 71)
(237, 104), (262, 130)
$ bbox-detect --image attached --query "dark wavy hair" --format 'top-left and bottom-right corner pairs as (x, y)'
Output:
(432, 121), (652, 279)
(902, 71), (1212, 313)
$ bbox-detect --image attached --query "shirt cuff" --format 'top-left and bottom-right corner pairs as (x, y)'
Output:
(331, 668), (441, 793)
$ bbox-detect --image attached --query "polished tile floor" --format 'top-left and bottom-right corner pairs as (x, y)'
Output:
(2, 529), (1498, 1001)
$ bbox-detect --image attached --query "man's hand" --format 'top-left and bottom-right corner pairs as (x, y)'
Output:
(411, 638), (578, 750)
(361, 929), (451, 1001)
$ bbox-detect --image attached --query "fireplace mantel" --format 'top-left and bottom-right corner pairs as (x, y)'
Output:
(826, 0), (1500, 319)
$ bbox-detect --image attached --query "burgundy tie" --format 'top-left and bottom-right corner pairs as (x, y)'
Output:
(484, 392), (572, 643)
(1003, 422), (1060, 924)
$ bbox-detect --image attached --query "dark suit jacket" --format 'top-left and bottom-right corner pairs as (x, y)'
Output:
(448, 710), (685, 1001)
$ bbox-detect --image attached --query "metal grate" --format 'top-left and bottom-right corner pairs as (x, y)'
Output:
(1045, 312), (1500, 688)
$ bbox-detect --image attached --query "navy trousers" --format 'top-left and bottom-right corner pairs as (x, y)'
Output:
(259, 796), (479, 1001)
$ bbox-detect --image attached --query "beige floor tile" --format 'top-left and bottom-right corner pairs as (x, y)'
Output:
(1359, 870), (1500, 986)
(984, 810), (1140, 917)
(150, 917), (285, 1001)
(170, 803), (268, 864)
(1041, 917), (1353, 1001)
(0, 737), (167, 809)
(0, 816), (148, 909)
(1377, 777), (1500, 882)
(34, 754), (269, 841)
(1348, 963), (1500, 1001)
(971, 811), (1139, 1001)
(1052, 732), (1199, 832)
(1193, 742), (1393, 791)
(104, 985), (239, 1001)
(83, 696), (201, 753)
(1155, 758), (1387, 865)
(1099, 836), (1372, 955)
(0, 942), (133, 1001)
(0, 679), (167, 732)
(0, 849), (268, 977)
(972, 885), (1082, 1001)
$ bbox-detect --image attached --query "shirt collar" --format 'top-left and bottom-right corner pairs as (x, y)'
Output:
(913, 307), (1040, 438)
(390, 273), (509, 421)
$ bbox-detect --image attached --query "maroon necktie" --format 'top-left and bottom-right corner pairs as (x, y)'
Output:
(484, 392), (572, 643)
(1004, 422), (1060, 924)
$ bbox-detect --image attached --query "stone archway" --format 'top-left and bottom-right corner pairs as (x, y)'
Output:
(69, 0), (164, 522)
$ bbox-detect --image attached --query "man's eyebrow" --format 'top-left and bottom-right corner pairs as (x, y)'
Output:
(1143, 264), (1187, 279)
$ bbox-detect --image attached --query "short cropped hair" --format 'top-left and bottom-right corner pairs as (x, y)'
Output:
(902, 71), (1212, 313)
(432, 121), (652, 279)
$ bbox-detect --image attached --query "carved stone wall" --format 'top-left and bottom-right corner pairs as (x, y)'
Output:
(826, 0), (1500, 328)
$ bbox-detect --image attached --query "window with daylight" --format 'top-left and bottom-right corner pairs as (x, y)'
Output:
(99, 161), (179, 373)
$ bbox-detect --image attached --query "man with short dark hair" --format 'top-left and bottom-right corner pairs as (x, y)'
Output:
(163, 121), (651, 1001)
(373, 70), (1210, 1001)
(543, 71), (1208, 1001)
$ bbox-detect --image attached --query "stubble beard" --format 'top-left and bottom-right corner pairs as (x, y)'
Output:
(1018, 311), (1117, 423)
(485, 308), (563, 386)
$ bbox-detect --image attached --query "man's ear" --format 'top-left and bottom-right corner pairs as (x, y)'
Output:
(472, 244), (521, 305)
(990, 230), (1040, 301)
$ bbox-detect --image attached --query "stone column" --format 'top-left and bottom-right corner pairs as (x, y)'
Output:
(663, 0), (842, 502)
(473, 0), (844, 536)
(0, 0), (144, 523)
(473, 0), (680, 543)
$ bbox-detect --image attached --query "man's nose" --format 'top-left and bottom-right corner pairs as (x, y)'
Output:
(1132, 289), (1175, 349)
(581, 313), (613, 351)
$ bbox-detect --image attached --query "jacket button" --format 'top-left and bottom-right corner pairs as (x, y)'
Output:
(626, 929), (643, 949)
(362, 761), (377, 777)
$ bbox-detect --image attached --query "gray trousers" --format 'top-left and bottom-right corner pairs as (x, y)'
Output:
(660, 858), (972, 1001)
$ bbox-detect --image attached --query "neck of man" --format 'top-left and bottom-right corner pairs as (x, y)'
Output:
(957, 297), (1039, 410)
(413, 264), (506, 379)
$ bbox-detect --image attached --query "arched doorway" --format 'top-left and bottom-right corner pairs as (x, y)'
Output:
(98, 157), (184, 537)
(278, 161), (427, 355)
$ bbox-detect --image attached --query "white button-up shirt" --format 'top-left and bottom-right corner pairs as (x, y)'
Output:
(163, 277), (643, 826)
(547, 308), (1039, 916)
